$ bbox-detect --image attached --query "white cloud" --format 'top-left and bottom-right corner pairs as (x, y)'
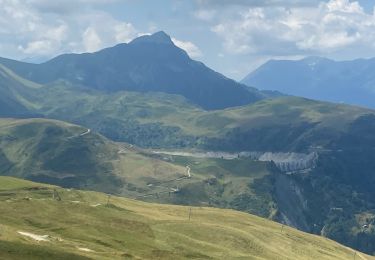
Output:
(76, 11), (139, 49)
(194, 9), (216, 21)
(18, 40), (53, 55)
(172, 38), (203, 58)
(114, 23), (138, 43)
(45, 24), (68, 42)
(1, 0), (204, 61)
(27, 0), (120, 14)
(326, 0), (362, 13)
(0, 0), (139, 59)
(82, 27), (102, 52)
(211, 0), (375, 56)
(196, 0), (322, 8)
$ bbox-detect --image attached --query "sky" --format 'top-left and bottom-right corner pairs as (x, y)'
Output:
(1, 0), (375, 80)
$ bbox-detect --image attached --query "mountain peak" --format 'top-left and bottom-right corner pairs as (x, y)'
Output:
(130, 31), (174, 45)
(151, 31), (172, 42)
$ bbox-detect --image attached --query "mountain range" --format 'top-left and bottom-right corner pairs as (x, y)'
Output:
(242, 56), (375, 109)
(2, 31), (375, 257)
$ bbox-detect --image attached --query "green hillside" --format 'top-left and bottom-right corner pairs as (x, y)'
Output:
(0, 118), (196, 198)
(200, 96), (375, 152)
(0, 64), (41, 117)
(0, 118), (124, 193)
(0, 176), (372, 260)
(0, 118), (278, 218)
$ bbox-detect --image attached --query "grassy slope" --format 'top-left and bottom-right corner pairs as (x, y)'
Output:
(198, 97), (375, 152)
(0, 65), (39, 116)
(38, 83), (374, 134)
(0, 118), (189, 195)
(148, 154), (278, 218)
(0, 118), (122, 192)
(0, 176), (372, 260)
(208, 97), (373, 132)
(0, 117), (278, 218)
(34, 83), (375, 151)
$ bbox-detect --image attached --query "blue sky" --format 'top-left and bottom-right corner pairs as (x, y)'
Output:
(0, 0), (375, 80)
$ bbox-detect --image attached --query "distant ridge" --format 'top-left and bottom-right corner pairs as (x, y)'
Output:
(242, 56), (375, 109)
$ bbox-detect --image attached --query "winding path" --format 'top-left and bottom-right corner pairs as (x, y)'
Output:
(79, 129), (91, 136)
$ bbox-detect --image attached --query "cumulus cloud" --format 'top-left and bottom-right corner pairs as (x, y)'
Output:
(172, 38), (203, 58)
(114, 23), (138, 43)
(194, 9), (217, 21)
(196, 0), (322, 8)
(326, 0), (362, 12)
(26, 0), (120, 14)
(210, 0), (375, 57)
(18, 40), (53, 55)
(0, 0), (138, 60)
(0, 0), (203, 61)
(82, 27), (102, 52)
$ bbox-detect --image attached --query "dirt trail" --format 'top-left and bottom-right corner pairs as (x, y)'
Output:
(67, 128), (91, 139)
(186, 165), (191, 177)
(78, 247), (94, 252)
(79, 129), (91, 136)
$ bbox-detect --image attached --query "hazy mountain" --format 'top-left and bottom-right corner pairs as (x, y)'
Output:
(242, 56), (375, 108)
(0, 31), (266, 110)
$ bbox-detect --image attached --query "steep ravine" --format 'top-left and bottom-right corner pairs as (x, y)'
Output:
(274, 172), (310, 232)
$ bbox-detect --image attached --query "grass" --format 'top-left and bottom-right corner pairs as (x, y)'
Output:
(0, 64), (41, 89)
(0, 176), (372, 260)
(36, 85), (375, 151)
(0, 176), (54, 191)
(118, 152), (279, 217)
(0, 119), (197, 203)
(0, 118), (278, 218)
